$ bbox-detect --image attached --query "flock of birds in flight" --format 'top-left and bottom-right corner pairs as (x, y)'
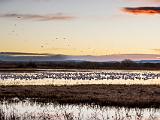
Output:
(10, 23), (72, 50)
(9, 22), (99, 54)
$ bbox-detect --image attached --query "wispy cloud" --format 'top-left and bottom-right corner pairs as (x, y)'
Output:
(122, 7), (160, 15)
(0, 0), (51, 2)
(152, 49), (160, 53)
(0, 13), (76, 21)
(124, 0), (160, 3)
(0, 52), (51, 56)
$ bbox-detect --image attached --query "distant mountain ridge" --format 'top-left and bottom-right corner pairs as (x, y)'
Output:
(0, 52), (160, 62)
(138, 60), (160, 63)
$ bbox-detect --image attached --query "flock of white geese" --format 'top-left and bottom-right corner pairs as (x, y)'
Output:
(0, 71), (160, 81)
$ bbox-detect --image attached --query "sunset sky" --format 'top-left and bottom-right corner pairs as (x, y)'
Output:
(0, 0), (160, 56)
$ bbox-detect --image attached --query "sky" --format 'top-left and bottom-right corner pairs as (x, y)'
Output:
(0, 0), (160, 57)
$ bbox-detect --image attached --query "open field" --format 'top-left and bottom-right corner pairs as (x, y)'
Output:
(0, 85), (160, 108)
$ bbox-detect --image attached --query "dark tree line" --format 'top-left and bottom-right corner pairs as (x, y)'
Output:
(0, 59), (160, 70)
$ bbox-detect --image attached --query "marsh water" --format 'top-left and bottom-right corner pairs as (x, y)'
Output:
(0, 69), (160, 85)
(0, 69), (160, 120)
(0, 99), (160, 120)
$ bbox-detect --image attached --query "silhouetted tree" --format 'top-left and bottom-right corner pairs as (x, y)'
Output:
(121, 59), (136, 67)
(27, 62), (37, 68)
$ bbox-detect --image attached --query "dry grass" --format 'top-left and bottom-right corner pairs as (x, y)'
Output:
(0, 85), (160, 108)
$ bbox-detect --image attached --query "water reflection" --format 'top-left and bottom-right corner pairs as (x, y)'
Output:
(0, 99), (160, 120)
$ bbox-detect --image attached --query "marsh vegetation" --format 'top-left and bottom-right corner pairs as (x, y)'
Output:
(0, 69), (160, 119)
(0, 85), (160, 108)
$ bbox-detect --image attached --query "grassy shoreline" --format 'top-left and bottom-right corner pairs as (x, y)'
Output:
(0, 84), (160, 108)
